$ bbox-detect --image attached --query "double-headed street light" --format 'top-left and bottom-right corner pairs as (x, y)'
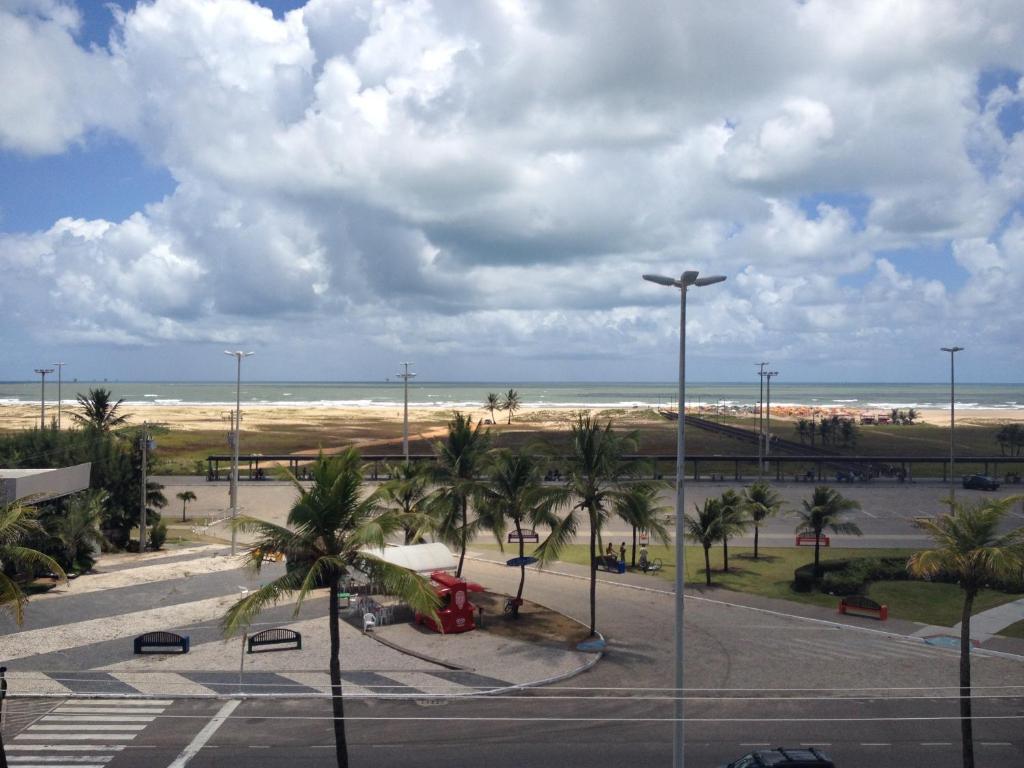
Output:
(642, 269), (726, 768)
(34, 368), (54, 429)
(397, 362), (416, 462)
(941, 346), (964, 498)
(225, 350), (254, 556)
(54, 362), (66, 430)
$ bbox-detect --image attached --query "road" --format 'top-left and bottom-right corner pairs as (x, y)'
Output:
(3, 554), (1022, 767)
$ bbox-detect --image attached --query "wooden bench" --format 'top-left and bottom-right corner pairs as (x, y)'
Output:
(838, 595), (888, 621)
(795, 534), (830, 547)
(508, 529), (539, 544)
(247, 628), (302, 653)
(133, 631), (190, 654)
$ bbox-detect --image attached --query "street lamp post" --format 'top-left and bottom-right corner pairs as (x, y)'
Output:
(225, 351), (254, 556)
(755, 363), (768, 476)
(33, 368), (53, 429)
(643, 269), (726, 768)
(941, 346), (964, 498)
(397, 362), (416, 462)
(53, 362), (66, 430)
(765, 370), (778, 477)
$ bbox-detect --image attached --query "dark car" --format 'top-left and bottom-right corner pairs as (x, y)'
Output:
(962, 474), (1001, 491)
(722, 747), (835, 768)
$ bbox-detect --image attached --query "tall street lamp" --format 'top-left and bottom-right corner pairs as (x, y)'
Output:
(941, 346), (963, 498)
(53, 362), (66, 430)
(755, 362), (768, 476)
(225, 350), (254, 556)
(642, 269), (726, 768)
(765, 370), (778, 476)
(34, 368), (53, 429)
(397, 362), (416, 462)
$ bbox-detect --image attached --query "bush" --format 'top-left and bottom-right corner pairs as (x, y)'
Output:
(148, 520), (168, 551)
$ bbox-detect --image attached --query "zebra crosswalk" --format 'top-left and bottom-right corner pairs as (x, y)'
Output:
(9, 699), (172, 766)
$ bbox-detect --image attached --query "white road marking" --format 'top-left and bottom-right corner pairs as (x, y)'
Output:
(57, 700), (173, 707)
(166, 698), (240, 768)
(8, 758), (114, 764)
(921, 743), (952, 746)
(54, 708), (165, 715)
(6, 747), (125, 752)
(41, 715), (156, 723)
(14, 735), (140, 741)
(27, 725), (147, 732)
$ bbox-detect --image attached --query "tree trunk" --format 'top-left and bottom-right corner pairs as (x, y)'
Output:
(181, 501), (187, 523)
(456, 497), (467, 578)
(588, 514), (597, 636)
(703, 545), (712, 586)
(959, 590), (976, 768)
(722, 535), (729, 572)
(631, 525), (637, 567)
(753, 525), (760, 559)
(328, 576), (349, 768)
(514, 519), (526, 616)
(813, 527), (822, 576)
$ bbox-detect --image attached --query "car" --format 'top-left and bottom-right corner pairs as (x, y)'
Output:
(962, 474), (1001, 491)
(721, 747), (835, 768)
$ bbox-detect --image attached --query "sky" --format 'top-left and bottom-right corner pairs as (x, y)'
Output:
(1, 0), (1023, 384)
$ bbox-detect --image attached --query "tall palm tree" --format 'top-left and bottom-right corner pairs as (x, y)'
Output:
(908, 497), (1024, 768)
(614, 483), (671, 567)
(742, 482), (784, 559)
(222, 449), (439, 768)
(0, 501), (66, 624)
(176, 490), (197, 522)
(377, 461), (433, 544)
(485, 393), (501, 423)
(717, 489), (748, 572)
(501, 388), (521, 424)
(476, 450), (565, 615)
(430, 412), (491, 576)
(795, 485), (863, 575)
(70, 388), (130, 431)
(535, 413), (639, 636)
(685, 498), (722, 586)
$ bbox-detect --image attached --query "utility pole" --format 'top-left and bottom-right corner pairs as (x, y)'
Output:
(34, 368), (54, 429)
(397, 362), (416, 462)
(755, 362), (768, 477)
(225, 351), (253, 556)
(765, 370), (779, 476)
(53, 362), (66, 429)
(139, 422), (148, 552)
(941, 346), (964, 499)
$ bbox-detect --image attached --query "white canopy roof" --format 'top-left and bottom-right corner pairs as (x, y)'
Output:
(360, 542), (456, 574)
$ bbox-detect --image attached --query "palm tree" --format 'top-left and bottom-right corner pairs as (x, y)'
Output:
(742, 482), (784, 559)
(222, 449), (440, 768)
(685, 498), (722, 586)
(795, 485), (863, 576)
(0, 501), (66, 625)
(501, 388), (521, 424)
(908, 497), (1024, 768)
(906, 407), (918, 424)
(70, 388), (130, 431)
(176, 490), (197, 522)
(535, 413), (639, 636)
(485, 393), (501, 423)
(613, 483), (671, 567)
(55, 491), (107, 572)
(476, 450), (565, 615)
(377, 461), (433, 544)
(717, 489), (748, 572)
(430, 412), (491, 577)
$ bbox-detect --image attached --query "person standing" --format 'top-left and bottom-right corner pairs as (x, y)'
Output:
(619, 542), (626, 564)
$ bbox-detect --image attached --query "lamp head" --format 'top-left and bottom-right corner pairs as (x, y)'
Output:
(643, 273), (678, 287)
(940, 346), (964, 353)
(694, 275), (727, 287)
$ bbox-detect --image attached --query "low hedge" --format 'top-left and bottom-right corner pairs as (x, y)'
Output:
(793, 556), (1024, 596)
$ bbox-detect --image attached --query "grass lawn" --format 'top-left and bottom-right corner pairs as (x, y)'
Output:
(999, 619), (1024, 639)
(473, 541), (1024, 627)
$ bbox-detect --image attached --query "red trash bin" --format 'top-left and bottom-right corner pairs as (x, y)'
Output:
(415, 571), (481, 634)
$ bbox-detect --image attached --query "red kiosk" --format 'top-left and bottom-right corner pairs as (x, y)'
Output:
(415, 571), (482, 634)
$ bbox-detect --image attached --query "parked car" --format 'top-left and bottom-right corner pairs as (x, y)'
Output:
(962, 474), (1001, 491)
(721, 747), (835, 768)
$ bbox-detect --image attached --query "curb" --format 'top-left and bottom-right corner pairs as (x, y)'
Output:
(466, 554), (1024, 663)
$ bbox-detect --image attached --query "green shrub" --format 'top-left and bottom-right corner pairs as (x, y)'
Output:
(149, 520), (168, 551)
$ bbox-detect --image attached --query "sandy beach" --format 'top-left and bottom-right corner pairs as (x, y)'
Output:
(1, 402), (1022, 434)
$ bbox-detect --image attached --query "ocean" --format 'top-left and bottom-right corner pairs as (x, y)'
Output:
(0, 381), (1021, 411)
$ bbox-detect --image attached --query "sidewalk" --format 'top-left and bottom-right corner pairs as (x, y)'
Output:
(466, 549), (1024, 658)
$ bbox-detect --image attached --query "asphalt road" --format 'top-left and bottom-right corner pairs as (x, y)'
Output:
(4, 556), (1022, 767)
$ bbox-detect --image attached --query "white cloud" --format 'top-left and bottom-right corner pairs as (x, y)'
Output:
(0, 0), (1023, 379)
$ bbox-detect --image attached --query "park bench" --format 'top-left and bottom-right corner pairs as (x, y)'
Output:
(795, 534), (830, 547)
(133, 631), (190, 654)
(508, 529), (539, 544)
(247, 628), (302, 653)
(838, 594), (888, 621)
